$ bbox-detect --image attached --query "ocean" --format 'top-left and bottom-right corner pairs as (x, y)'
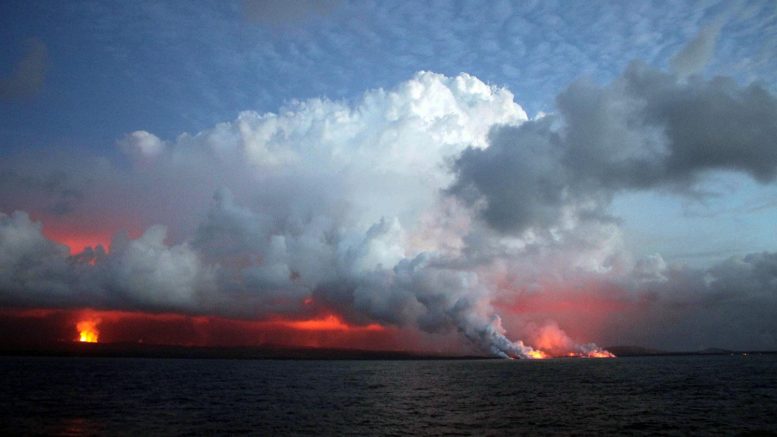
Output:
(2, 354), (776, 435)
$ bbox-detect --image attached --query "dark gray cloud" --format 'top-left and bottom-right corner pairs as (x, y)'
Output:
(448, 118), (574, 233)
(608, 251), (777, 350)
(0, 39), (47, 101)
(0, 212), (73, 307)
(0, 170), (82, 216)
(450, 62), (777, 233)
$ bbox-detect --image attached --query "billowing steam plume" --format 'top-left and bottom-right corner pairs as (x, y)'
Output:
(2, 32), (777, 355)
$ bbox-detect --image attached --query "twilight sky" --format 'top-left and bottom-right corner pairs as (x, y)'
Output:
(1, 0), (777, 355)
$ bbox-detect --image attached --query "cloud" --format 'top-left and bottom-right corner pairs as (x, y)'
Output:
(669, 23), (722, 78)
(118, 131), (166, 161)
(0, 211), (214, 314)
(1, 55), (776, 354)
(0, 169), (82, 216)
(490, 248), (777, 351)
(105, 225), (216, 311)
(449, 61), (777, 234)
(0, 38), (47, 101)
(0, 72), (549, 356)
(615, 251), (777, 350)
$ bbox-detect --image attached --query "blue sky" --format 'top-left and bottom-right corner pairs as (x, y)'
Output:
(2, 1), (777, 351)
(3, 0), (774, 149)
(5, 0), (774, 264)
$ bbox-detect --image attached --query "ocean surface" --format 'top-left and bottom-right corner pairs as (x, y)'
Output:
(2, 354), (776, 435)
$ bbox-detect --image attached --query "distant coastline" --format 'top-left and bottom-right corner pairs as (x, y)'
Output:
(0, 341), (492, 360)
(605, 345), (777, 357)
(1, 342), (775, 360)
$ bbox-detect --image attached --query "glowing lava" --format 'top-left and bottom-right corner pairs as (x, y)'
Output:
(524, 347), (615, 359)
(584, 349), (616, 358)
(281, 314), (384, 332)
(519, 321), (616, 359)
(527, 349), (549, 359)
(76, 319), (99, 343)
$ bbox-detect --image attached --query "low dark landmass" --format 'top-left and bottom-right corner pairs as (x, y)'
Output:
(604, 345), (668, 356)
(605, 345), (777, 357)
(0, 341), (492, 360)
(1, 342), (775, 360)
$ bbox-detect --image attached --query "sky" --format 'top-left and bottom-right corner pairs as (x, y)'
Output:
(1, 0), (777, 356)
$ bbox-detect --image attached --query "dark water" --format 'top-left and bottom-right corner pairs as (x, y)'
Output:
(2, 355), (776, 435)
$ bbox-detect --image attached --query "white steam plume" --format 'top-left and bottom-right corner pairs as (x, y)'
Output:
(3, 51), (775, 355)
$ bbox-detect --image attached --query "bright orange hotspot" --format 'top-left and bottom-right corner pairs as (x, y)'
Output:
(76, 320), (99, 343)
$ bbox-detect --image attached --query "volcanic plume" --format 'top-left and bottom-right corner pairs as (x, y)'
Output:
(2, 30), (777, 355)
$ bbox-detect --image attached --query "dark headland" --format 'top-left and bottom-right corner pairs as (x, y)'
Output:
(1, 342), (775, 360)
(0, 341), (492, 360)
(605, 345), (777, 357)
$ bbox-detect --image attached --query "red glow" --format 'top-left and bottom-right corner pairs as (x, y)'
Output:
(280, 314), (384, 331)
(35, 214), (142, 255)
(586, 349), (616, 358)
(531, 323), (576, 356)
(0, 308), (61, 318)
(76, 319), (99, 343)
(526, 349), (549, 359)
(501, 281), (631, 315)
(494, 277), (644, 347)
(523, 323), (615, 359)
(0, 308), (398, 350)
(44, 229), (113, 254)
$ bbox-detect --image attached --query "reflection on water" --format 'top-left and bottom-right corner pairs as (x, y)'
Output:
(59, 417), (101, 436)
(1, 355), (776, 435)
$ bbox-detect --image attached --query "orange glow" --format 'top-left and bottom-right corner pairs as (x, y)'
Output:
(281, 314), (384, 331)
(0, 307), (396, 350)
(561, 350), (617, 358)
(42, 229), (113, 255)
(523, 322), (616, 359)
(526, 349), (549, 359)
(76, 319), (99, 343)
(525, 348), (615, 359)
(532, 323), (575, 355)
(38, 217), (142, 255)
(585, 349), (616, 358)
(493, 276), (647, 353)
